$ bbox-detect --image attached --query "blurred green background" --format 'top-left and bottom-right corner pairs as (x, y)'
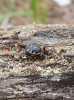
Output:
(0, 0), (49, 26)
(0, 0), (74, 27)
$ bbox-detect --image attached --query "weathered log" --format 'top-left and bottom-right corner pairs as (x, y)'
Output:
(0, 24), (74, 100)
